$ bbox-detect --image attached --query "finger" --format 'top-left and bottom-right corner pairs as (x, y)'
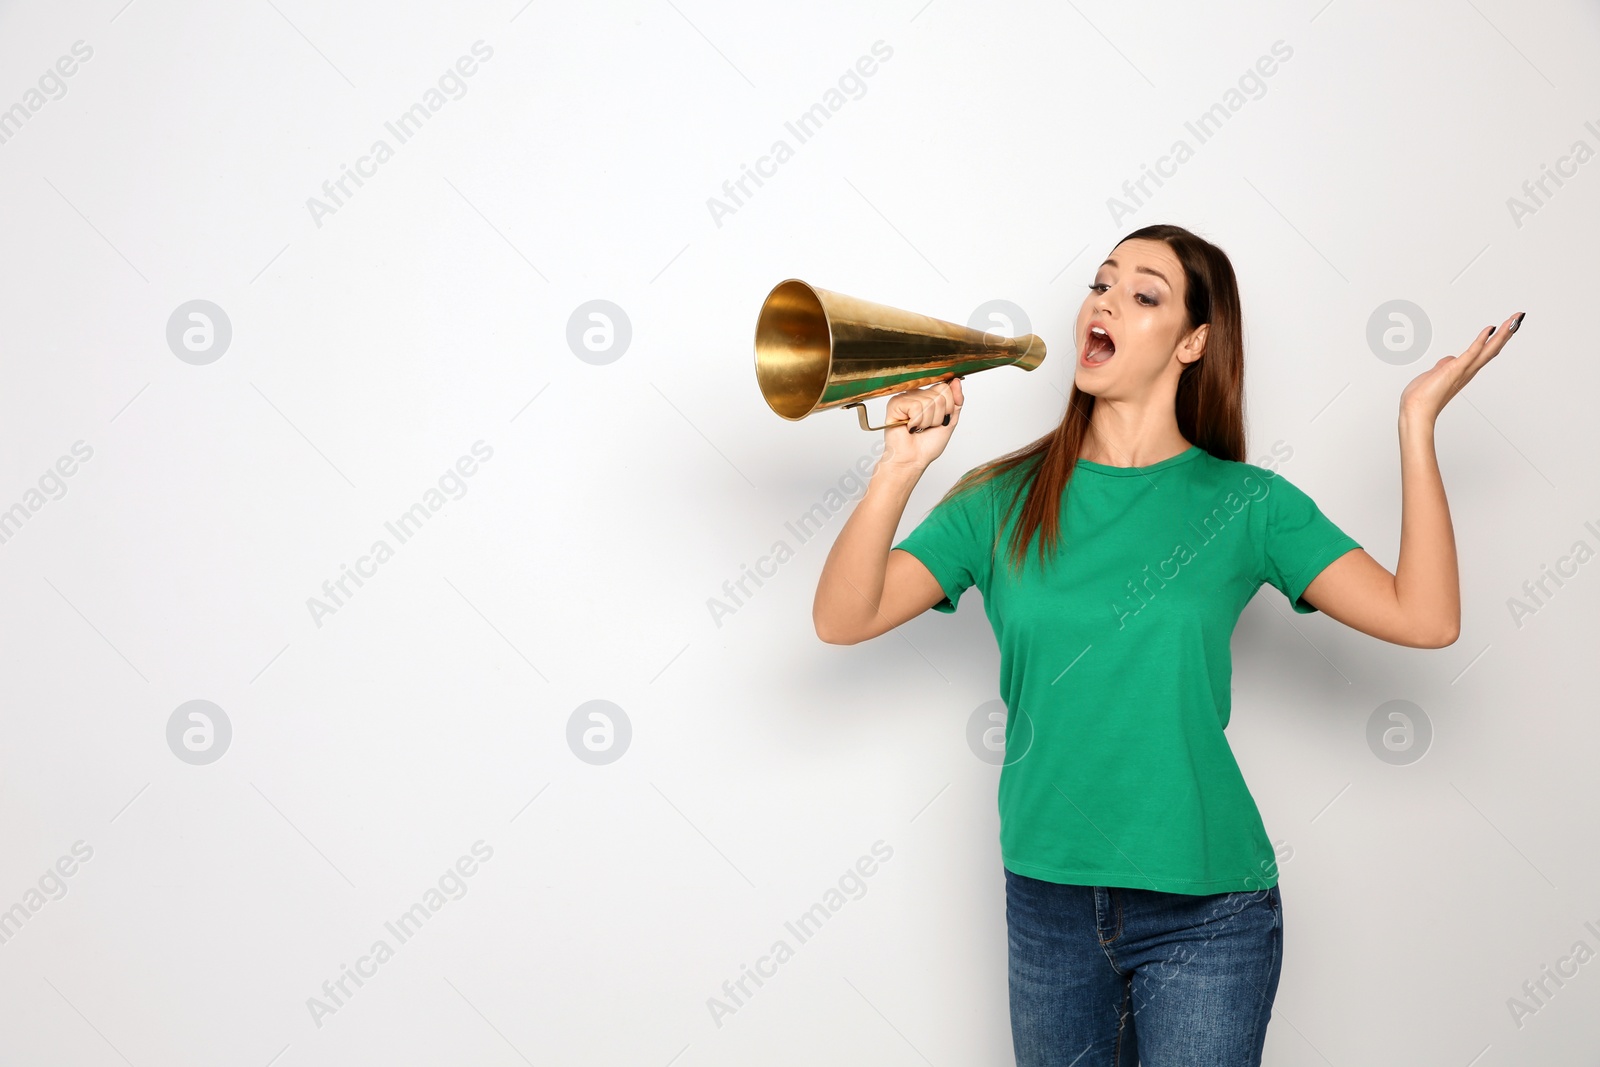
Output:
(1462, 314), (1518, 373)
(1451, 322), (1498, 372)
(907, 387), (942, 432)
(1442, 319), (1515, 401)
(1490, 311), (1526, 349)
(941, 379), (962, 415)
(929, 385), (956, 428)
(902, 402), (924, 433)
(890, 390), (926, 433)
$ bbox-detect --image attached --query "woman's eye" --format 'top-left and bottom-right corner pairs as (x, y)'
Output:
(1088, 282), (1158, 307)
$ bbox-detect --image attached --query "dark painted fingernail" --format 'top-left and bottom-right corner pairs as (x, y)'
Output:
(942, 414), (951, 426)
(1487, 326), (1495, 337)
(1510, 312), (1525, 333)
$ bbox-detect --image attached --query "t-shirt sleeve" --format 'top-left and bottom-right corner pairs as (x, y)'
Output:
(1258, 469), (1362, 614)
(891, 475), (995, 614)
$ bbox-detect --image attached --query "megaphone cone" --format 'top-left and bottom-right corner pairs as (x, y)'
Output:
(754, 279), (1046, 430)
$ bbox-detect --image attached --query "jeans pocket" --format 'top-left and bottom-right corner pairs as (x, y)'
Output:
(1227, 886), (1278, 923)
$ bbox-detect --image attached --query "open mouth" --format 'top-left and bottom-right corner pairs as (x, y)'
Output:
(1083, 324), (1116, 365)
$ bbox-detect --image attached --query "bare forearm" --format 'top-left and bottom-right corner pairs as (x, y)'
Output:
(1396, 410), (1460, 644)
(813, 462), (922, 640)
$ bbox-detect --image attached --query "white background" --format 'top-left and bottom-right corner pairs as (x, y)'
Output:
(0, 0), (1596, 1063)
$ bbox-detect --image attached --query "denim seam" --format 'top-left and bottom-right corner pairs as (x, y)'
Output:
(1113, 975), (1134, 1066)
(1097, 887), (1125, 946)
(1244, 895), (1283, 1059)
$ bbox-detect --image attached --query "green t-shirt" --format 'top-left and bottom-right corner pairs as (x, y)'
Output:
(891, 444), (1361, 895)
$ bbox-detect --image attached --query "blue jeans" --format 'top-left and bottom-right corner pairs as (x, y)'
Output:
(1005, 868), (1283, 1066)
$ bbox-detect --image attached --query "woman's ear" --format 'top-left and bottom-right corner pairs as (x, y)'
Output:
(1179, 323), (1208, 365)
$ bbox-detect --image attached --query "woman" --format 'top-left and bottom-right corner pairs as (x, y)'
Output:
(811, 222), (1523, 1065)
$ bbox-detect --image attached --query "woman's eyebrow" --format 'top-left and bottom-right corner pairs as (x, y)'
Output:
(1099, 257), (1170, 286)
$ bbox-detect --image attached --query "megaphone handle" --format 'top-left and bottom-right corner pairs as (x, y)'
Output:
(847, 403), (909, 432)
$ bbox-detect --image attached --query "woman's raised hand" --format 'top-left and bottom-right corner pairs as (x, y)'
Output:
(1400, 312), (1525, 422)
(880, 377), (964, 471)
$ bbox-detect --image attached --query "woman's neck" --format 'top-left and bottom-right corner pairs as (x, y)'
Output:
(1078, 422), (1192, 468)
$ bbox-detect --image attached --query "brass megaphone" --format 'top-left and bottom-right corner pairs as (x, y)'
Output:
(754, 279), (1047, 431)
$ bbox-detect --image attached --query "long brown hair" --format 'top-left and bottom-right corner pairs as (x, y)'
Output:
(936, 223), (1248, 576)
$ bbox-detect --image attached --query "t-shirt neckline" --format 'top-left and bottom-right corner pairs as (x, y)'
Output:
(1074, 443), (1204, 478)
